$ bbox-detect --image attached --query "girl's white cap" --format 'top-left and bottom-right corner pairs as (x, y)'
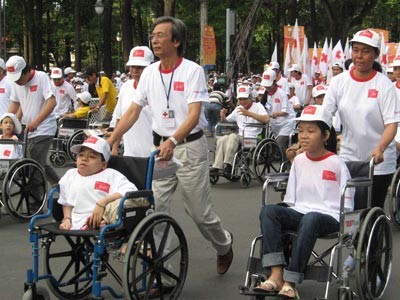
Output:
(295, 105), (332, 128)
(0, 113), (22, 134)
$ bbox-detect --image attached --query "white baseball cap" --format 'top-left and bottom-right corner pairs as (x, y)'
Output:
(350, 29), (380, 49)
(295, 105), (332, 128)
(269, 62), (280, 70)
(64, 67), (76, 75)
(332, 62), (344, 70)
(236, 85), (251, 99)
(50, 67), (63, 79)
(0, 113), (22, 134)
(0, 58), (5, 70)
(261, 69), (276, 87)
(257, 86), (266, 95)
(126, 46), (154, 67)
(71, 135), (111, 161)
(312, 85), (327, 98)
(77, 91), (92, 104)
(289, 64), (301, 73)
(6, 55), (26, 82)
(387, 66), (394, 73)
(391, 56), (400, 67)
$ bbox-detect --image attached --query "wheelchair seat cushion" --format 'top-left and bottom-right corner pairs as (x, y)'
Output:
(39, 222), (124, 238)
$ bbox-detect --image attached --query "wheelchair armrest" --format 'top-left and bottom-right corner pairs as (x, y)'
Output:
(264, 173), (289, 184)
(345, 177), (373, 188)
(29, 185), (60, 232)
(125, 189), (153, 199)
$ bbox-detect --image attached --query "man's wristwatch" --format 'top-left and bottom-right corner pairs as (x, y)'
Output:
(168, 137), (178, 146)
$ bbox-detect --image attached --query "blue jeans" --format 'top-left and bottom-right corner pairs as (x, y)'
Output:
(259, 204), (339, 284)
(204, 102), (222, 133)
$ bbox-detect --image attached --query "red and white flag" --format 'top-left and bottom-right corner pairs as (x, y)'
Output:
(291, 19), (301, 67)
(319, 38), (329, 77)
(310, 42), (319, 76)
(332, 40), (344, 65)
(379, 33), (388, 70)
(344, 37), (350, 61)
(302, 35), (311, 78)
(283, 43), (291, 78)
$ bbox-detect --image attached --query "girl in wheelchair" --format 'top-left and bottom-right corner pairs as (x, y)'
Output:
(255, 105), (354, 299)
(0, 112), (23, 159)
(58, 135), (141, 230)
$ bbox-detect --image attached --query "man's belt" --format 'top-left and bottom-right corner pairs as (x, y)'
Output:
(153, 130), (203, 147)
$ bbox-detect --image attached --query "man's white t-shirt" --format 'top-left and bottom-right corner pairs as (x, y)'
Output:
(323, 69), (400, 175)
(226, 102), (267, 138)
(10, 70), (57, 137)
(265, 87), (295, 136)
(277, 76), (290, 96)
(290, 74), (312, 106)
(114, 79), (153, 157)
(58, 168), (137, 230)
(133, 58), (208, 137)
(284, 152), (354, 222)
(0, 76), (12, 116)
(53, 80), (78, 117)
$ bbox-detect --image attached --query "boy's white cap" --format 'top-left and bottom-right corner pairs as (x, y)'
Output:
(387, 66), (394, 73)
(261, 69), (276, 87)
(236, 85), (251, 99)
(269, 62), (280, 69)
(350, 29), (380, 49)
(126, 46), (154, 67)
(295, 105), (332, 128)
(391, 56), (400, 67)
(6, 55), (26, 82)
(312, 85), (327, 98)
(332, 62), (343, 69)
(64, 67), (76, 75)
(0, 113), (22, 134)
(77, 91), (92, 104)
(0, 58), (5, 70)
(71, 135), (111, 161)
(50, 67), (63, 79)
(257, 86), (266, 95)
(289, 64), (301, 73)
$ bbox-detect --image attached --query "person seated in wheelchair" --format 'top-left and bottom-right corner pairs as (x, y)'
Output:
(209, 85), (269, 175)
(58, 135), (145, 230)
(61, 91), (92, 120)
(0, 112), (23, 159)
(255, 105), (354, 299)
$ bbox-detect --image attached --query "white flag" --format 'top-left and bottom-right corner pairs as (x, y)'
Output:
(344, 37), (350, 61)
(291, 19), (301, 67)
(270, 42), (277, 64)
(310, 42), (319, 76)
(283, 43), (291, 78)
(332, 40), (344, 65)
(319, 38), (329, 77)
(302, 35), (310, 78)
(379, 33), (388, 70)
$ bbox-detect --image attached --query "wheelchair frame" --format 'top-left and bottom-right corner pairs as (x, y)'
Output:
(23, 151), (189, 300)
(209, 122), (284, 188)
(239, 158), (393, 300)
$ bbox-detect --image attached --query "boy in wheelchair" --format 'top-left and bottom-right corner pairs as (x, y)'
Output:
(58, 135), (146, 230)
(255, 105), (354, 299)
(210, 85), (269, 175)
(0, 112), (23, 159)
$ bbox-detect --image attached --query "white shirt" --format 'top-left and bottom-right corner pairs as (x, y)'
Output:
(265, 87), (295, 136)
(0, 76), (12, 116)
(58, 168), (137, 230)
(0, 135), (22, 159)
(290, 74), (312, 106)
(277, 76), (290, 96)
(10, 70), (57, 137)
(284, 152), (354, 222)
(324, 69), (400, 175)
(133, 58), (208, 137)
(113, 79), (153, 157)
(53, 80), (78, 117)
(226, 102), (267, 138)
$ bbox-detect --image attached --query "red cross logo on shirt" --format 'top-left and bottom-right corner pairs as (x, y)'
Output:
(162, 111), (169, 118)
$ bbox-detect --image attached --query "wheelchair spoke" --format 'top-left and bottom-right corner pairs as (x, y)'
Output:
(157, 222), (171, 257)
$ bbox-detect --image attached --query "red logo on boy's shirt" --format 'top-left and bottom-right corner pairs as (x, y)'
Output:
(30, 85), (38, 92)
(303, 106), (317, 115)
(0, 88), (5, 93)
(274, 98), (280, 103)
(174, 81), (184, 91)
(322, 170), (337, 181)
(94, 181), (110, 193)
(60, 89), (65, 94)
(3, 149), (11, 157)
(368, 89), (378, 98)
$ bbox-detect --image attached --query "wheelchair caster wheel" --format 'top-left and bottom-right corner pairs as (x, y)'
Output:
(22, 286), (50, 300)
(53, 154), (67, 167)
(240, 173), (251, 188)
(49, 153), (56, 164)
(210, 174), (219, 185)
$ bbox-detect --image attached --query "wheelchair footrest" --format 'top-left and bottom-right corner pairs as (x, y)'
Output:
(304, 265), (329, 282)
(239, 285), (278, 297)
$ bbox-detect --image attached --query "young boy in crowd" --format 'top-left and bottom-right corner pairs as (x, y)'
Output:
(62, 91), (92, 119)
(0, 112), (23, 159)
(58, 135), (139, 230)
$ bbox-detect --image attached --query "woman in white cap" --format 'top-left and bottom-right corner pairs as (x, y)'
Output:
(323, 28), (400, 209)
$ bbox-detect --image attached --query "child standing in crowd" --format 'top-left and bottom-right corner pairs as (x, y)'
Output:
(58, 136), (138, 230)
(62, 91), (92, 120)
(255, 105), (353, 299)
(0, 113), (22, 159)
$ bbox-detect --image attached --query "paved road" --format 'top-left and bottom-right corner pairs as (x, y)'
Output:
(0, 148), (399, 300)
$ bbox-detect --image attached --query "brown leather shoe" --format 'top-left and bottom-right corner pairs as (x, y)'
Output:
(217, 238), (233, 275)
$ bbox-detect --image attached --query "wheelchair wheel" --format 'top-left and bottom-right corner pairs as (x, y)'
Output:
(240, 172), (251, 188)
(52, 153), (67, 168)
(22, 286), (50, 300)
(123, 212), (188, 300)
(2, 159), (47, 222)
(388, 167), (400, 230)
(210, 174), (219, 185)
(355, 207), (392, 300)
(66, 130), (87, 161)
(252, 139), (283, 184)
(43, 235), (95, 300)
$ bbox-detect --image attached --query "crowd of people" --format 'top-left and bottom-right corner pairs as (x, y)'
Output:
(0, 20), (399, 299)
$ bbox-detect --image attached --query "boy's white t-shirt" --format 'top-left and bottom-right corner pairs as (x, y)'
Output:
(226, 102), (267, 138)
(323, 69), (400, 175)
(284, 152), (354, 222)
(133, 58), (209, 137)
(290, 74), (312, 106)
(114, 79), (153, 157)
(276, 76), (290, 96)
(58, 168), (137, 230)
(0, 135), (22, 159)
(10, 70), (57, 137)
(0, 76), (12, 116)
(265, 87), (295, 136)
(53, 80), (78, 117)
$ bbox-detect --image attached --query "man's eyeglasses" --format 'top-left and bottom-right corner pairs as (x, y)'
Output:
(149, 33), (168, 41)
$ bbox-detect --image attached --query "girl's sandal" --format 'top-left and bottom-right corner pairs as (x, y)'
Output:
(278, 285), (300, 299)
(253, 279), (280, 293)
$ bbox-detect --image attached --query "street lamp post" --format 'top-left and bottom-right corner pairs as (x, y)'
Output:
(116, 32), (122, 72)
(94, 0), (104, 71)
